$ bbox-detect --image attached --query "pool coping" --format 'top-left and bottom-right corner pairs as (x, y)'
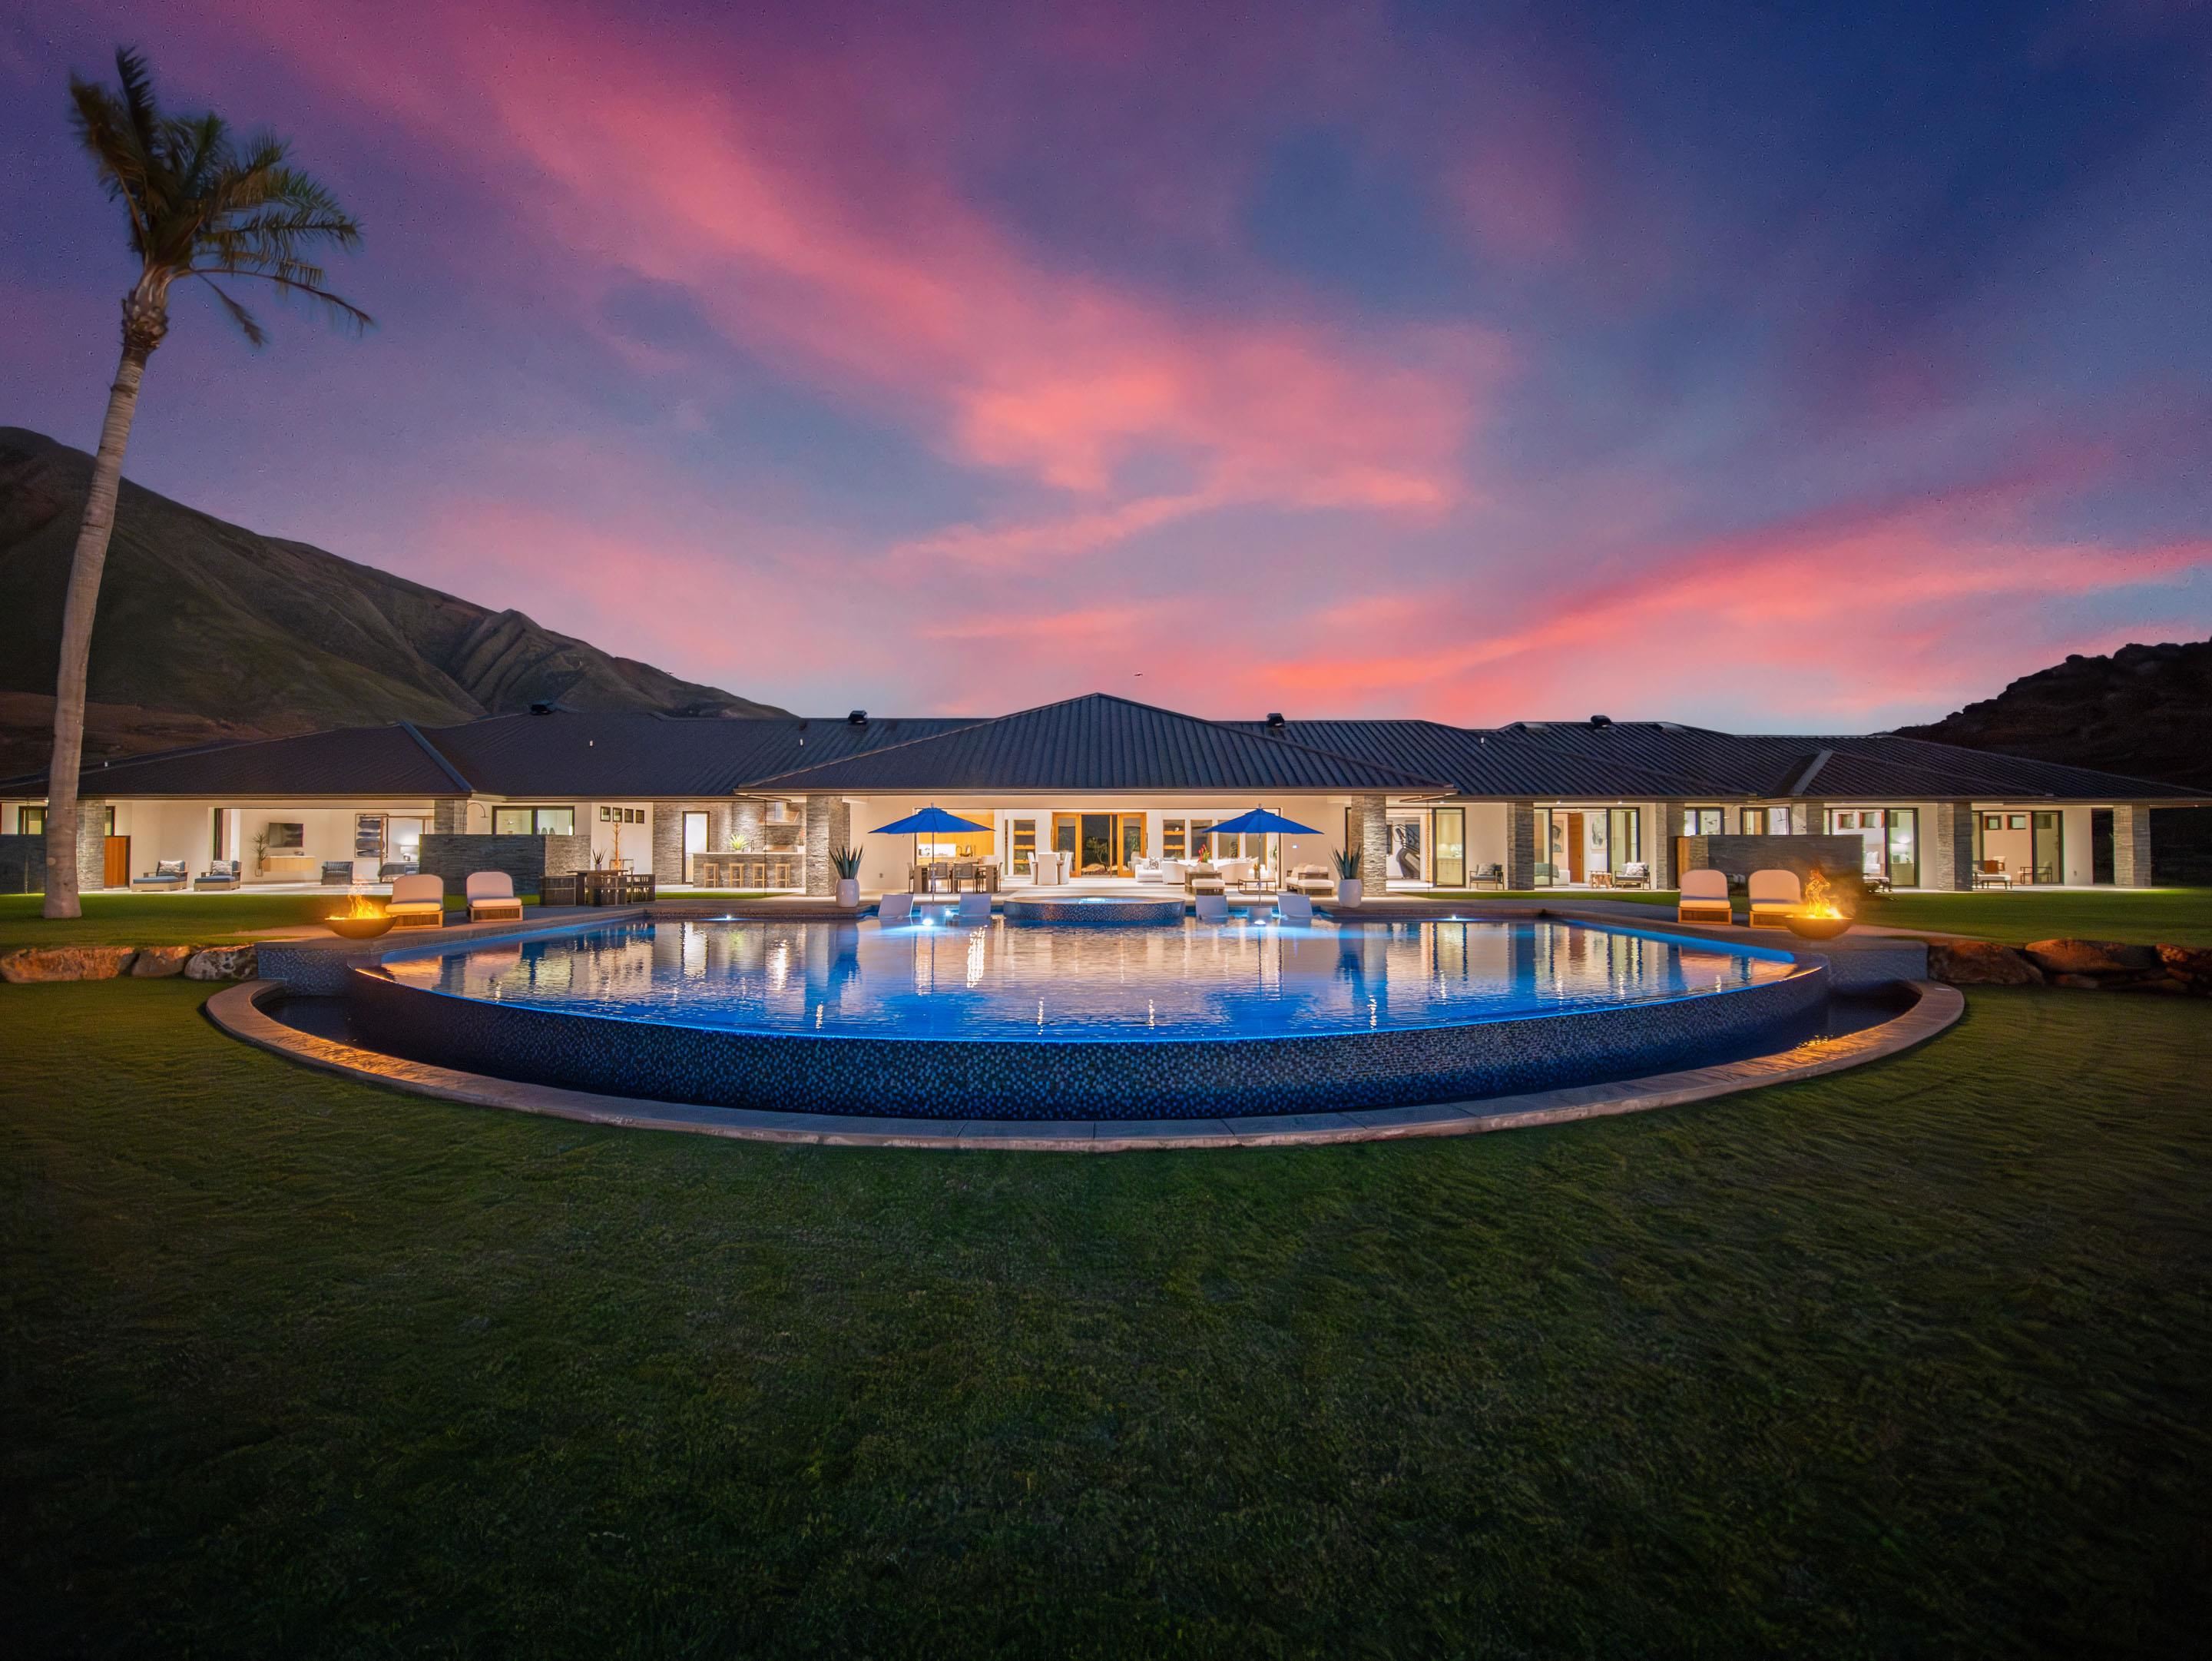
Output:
(203, 978), (1963, 1152)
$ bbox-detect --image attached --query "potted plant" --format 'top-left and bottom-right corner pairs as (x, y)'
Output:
(830, 843), (864, 907)
(250, 830), (269, 877)
(1333, 847), (1363, 907)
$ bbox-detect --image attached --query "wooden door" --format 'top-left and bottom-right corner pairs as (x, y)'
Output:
(103, 836), (131, 888)
(1564, 814), (1585, 884)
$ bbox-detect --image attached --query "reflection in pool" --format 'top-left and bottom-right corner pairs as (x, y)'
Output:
(382, 917), (1798, 1043)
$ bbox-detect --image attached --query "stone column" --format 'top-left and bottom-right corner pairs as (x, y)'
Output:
(432, 797), (475, 834)
(1505, 802), (1537, 890)
(802, 795), (851, 897)
(1356, 794), (1390, 891)
(1789, 799), (1828, 835)
(650, 801), (685, 884)
(2114, 804), (2154, 888)
(78, 798), (109, 890)
(731, 799), (763, 850)
(1647, 802), (1684, 888)
(707, 802), (734, 856)
(1929, 801), (1975, 891)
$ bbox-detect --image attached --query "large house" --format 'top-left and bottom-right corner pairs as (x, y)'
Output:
(2, 692), (2201, 893)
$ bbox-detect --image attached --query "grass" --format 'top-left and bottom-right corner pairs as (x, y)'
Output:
(4, 980), (2210, 1656)
(0, 893), (547, 951)
(1422, 887), (2212, 947)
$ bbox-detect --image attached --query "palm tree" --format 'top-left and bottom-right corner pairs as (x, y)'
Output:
(41, 48), (372, 918)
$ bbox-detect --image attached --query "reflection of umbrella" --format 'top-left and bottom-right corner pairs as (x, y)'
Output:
(1206, 806), (1320, 890)
(873, 804), (993, 890)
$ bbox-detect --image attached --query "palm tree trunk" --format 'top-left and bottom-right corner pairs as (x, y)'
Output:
(42, 337), (152, 919)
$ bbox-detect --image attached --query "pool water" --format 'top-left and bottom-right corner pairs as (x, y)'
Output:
(380, 917), (1800, 1043)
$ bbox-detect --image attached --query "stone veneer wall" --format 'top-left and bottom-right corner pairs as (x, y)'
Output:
(1926, 801), (1975, 891)
(1505, 803), (1537, 890)
(0, 834), (46, 893)
(802, 796), (852, 896)
(2114, 804), (2154, 887)
(1674, 834), (1864, 884)
(417, 832), (591, 897)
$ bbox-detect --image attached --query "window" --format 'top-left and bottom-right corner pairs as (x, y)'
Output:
(1685, 807), (1724, 836)
(1983, 814), (2004, 832)
(17, 806), (45, 836)
(493, 806), (575, 835)
(2007, 813), (2028, 830)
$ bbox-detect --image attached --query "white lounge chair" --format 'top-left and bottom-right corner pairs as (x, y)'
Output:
(466, 870), (525, 924)
(1159, 860), (1186, 887)
(956, 890), (992, 925)
(1677, 870), (1733, 925)
(1194, 892), (1229, 923)
(1747, 869), (1801, 929)
(876, 892), (913, 923)
(386, 873), (446, 930)
(1275, 891), (1314, 923)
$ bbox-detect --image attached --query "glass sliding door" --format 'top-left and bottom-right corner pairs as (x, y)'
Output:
(1118, 814), (1145, 870)
(1607, 808), (1641, 873)
(1433, 808), (1465, 888)
(2031, 811), (2062, 885)
(1884, 809), (1918, 887)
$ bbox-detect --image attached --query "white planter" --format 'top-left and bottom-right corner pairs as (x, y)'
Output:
(1336, 878), (1363, 907)
(836, 877), (859, 907)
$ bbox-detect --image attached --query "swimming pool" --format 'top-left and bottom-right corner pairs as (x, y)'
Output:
(349, 916), (1825, 1120)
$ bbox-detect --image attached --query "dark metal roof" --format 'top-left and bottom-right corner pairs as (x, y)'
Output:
(9, 700), (2201, 804)
(1224, 720), (1703, 799)
(753, 694), (1452, 794)
(1489, 721), (2209, 802)
(416, 711), (977, 798)
(2, 721), (469, 799)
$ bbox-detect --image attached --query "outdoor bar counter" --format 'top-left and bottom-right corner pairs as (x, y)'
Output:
(690, 851), (802, 890)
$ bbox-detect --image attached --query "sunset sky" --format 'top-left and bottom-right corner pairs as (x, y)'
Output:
(4, 0), (2208, 728)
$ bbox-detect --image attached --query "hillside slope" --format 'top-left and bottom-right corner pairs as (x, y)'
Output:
(1897, 640), (2212, 791)
(0, 427), (783, 770)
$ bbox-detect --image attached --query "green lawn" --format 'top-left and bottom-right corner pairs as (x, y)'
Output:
(1422, 887), (2212, 947)
(0, 892), (548, 952)
(5, 981), (2209, 1655)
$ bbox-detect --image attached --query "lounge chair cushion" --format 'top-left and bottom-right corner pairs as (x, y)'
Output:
(465, 871), (517, 903)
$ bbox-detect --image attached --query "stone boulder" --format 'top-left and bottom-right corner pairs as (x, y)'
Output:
(184, 944), (259, 981)
(2156, 943), (2212, 989)
(129, 945), (195, 978)
(2022, 939), (2161, 977)
(0, 945), (138, 983)
(1926, 939), (2043, 986)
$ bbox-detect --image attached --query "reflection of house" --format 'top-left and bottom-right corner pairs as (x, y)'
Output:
(3, 694), (2204, 893)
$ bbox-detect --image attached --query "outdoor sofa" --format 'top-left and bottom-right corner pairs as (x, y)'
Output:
(130, 860), (190, 891)
(194, 859), (241, 890)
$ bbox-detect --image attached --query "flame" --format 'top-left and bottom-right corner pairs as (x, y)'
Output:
(330, 893), (388, 921)
(1800, 866), (1851, 920)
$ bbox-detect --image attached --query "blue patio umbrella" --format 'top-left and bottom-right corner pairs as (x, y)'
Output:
(1204, 806), (1320, 889)
(873, 804), (993, 890)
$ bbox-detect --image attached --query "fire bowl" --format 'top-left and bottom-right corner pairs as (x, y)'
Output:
(1784, 914), (1854, 941)
(324, 915), (396, 940)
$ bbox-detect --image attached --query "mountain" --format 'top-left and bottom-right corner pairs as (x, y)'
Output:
(1897, 640), (2212, 791)
(1899, 638), (2212, 883)
(0, 426), (785, 774)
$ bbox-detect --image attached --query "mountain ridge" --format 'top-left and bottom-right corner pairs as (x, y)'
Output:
(0, 426), (785, 773)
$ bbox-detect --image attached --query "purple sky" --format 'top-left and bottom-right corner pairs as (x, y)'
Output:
(4, 0), (2208, 727)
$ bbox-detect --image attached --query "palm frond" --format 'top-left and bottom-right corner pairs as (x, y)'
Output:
(198, 275), (267, 346)
(73, 47), (373, 344)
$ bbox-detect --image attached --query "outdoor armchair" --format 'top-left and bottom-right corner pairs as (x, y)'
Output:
(1677, 869), (1733, 925)
(386, 874), (446, 929)
(465, 871), (525, 925)
(1746, 869), (1802, 929)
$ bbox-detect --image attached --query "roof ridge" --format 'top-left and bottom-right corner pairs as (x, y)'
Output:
(396, 719), (477, 794)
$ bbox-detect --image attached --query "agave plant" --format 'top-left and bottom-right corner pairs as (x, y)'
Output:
(40, 48), (372, 917)
(1331, 847), (1362, 879)
(830, 844), (866, 880)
